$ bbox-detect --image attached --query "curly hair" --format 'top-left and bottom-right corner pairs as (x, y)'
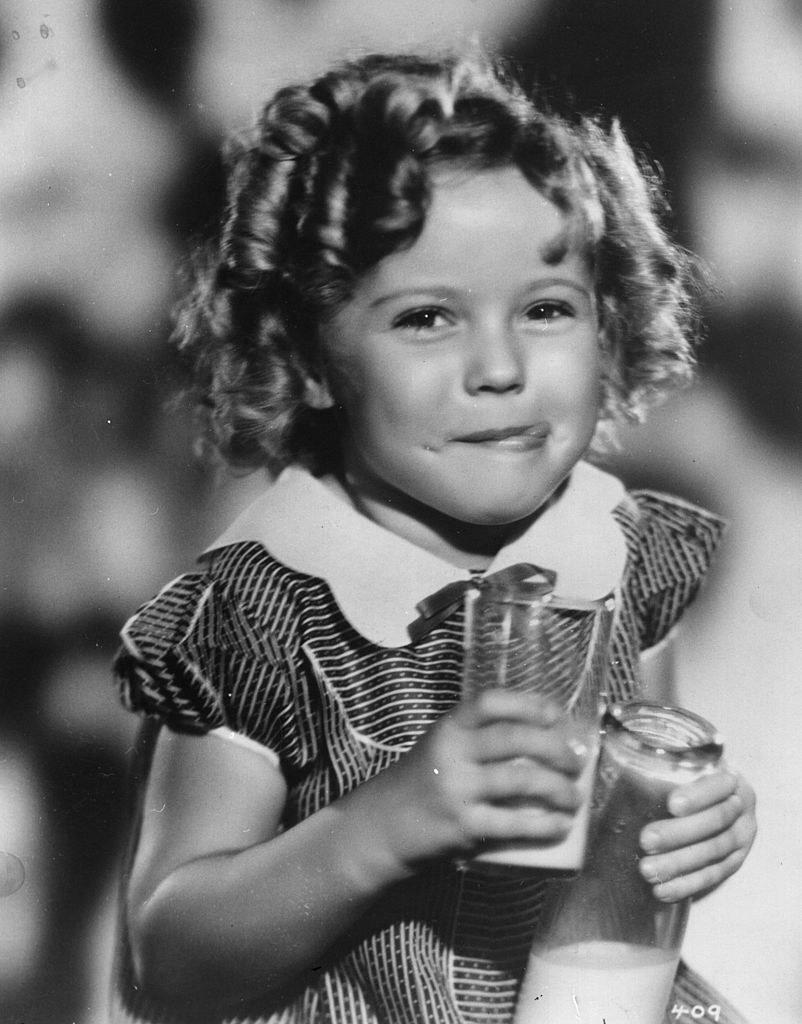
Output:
(174, 50), (700, 473)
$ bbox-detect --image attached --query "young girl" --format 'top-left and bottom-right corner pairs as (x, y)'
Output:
(111, 51), (756, 1024)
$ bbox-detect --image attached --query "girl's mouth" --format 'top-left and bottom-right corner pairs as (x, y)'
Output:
(454, 424), (550, 450)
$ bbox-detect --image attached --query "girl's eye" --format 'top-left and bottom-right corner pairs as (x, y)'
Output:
(525, 300), (574, 324)
(392, 308), (450, 332)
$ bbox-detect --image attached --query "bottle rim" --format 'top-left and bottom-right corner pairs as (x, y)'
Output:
(603, 700), (724, 763)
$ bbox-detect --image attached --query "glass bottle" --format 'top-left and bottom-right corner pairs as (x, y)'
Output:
(514, 700), (725, 1024)
(462, 578), (615, 871)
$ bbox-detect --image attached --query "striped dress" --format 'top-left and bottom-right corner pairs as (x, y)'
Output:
(110, 474), (748, 1024)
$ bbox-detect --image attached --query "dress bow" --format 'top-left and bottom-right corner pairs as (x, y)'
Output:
(407, 562), (556, 643)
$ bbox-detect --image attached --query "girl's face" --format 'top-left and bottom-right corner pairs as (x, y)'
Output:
(317, 166), (601, 560)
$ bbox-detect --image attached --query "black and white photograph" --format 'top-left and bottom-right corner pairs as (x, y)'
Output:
(1, 2), (800, 1022)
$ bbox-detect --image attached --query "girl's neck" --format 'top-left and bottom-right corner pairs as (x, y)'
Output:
(324, 471), (554, 571)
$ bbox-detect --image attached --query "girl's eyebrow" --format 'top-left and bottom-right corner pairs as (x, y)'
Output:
(368, 275), (593, 310)
(367, 229), (584, 310)
(368, 288), (459, 310)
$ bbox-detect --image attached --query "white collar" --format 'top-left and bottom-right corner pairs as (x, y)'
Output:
(205, 462), (626, 648)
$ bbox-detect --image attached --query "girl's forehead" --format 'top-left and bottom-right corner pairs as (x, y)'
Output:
(428, 163), (554, 215)
(426, 160), (599, 258)
(355, 166), (595, 301)
(411, 166), (592, 272)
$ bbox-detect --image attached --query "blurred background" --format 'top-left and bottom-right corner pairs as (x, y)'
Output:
(1, 1), (800, 1021)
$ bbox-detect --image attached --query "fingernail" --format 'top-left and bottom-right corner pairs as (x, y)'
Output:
(669, 794), (689, 815)
(640, 860), (659, 882)
(641, 828), (660, 853)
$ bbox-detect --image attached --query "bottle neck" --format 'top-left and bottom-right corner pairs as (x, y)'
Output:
(603, 701), (723, 780)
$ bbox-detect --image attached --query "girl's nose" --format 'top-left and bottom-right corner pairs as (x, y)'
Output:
(464, 323), (525, 394)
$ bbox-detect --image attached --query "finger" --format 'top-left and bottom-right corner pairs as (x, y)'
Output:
(472, 722), (586, 775)
(464, 802), (574, 845)
(460, 690), (564, 728)
(666, 770), (738, 817)
(640, 823), (743, 885)
(477, 759), (583, 812)
(640, 793), (743, 853)
(646, 847), (749, 903)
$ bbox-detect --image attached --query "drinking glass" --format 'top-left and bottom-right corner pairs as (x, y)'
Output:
(462, 578), (615, 871)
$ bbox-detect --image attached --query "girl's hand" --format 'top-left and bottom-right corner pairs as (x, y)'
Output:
(371, 689), (588, 870)
(638, 768), (757, 902)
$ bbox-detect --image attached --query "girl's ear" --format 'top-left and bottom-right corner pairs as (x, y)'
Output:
(301, 371), (335, 410)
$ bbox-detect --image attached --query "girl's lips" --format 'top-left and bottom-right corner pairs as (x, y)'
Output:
(454, 424), (551, 450)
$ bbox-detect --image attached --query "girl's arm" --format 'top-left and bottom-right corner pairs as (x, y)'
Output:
(127, 692), (586, 1012)
(128, 726), (404, 1011)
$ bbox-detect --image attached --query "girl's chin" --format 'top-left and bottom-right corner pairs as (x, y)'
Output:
(433, 471), (567, 528)
(444, 493), (555, 529)
(436, 504), (549, 539)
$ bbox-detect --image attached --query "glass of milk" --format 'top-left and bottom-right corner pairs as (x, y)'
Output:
(514, 701), (725, 1023)
(462, 578), (615, 872)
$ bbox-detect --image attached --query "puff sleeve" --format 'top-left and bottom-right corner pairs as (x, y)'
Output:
(114, 567), (296, 757)
(114, 573), (228, 734)
(613, 490), (727, 652)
